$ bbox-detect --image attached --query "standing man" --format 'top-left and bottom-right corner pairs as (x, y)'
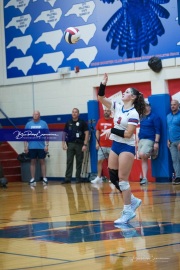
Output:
(167, 99), (180, 185)
(24, 111), (49, 185)
(91, 108), (114, 184)
(138, 99), (161, 185)
(62, 108), (89, 183)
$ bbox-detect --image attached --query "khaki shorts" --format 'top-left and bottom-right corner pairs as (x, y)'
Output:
(138, 139), (154, 155)
(98, 147), (111, 161)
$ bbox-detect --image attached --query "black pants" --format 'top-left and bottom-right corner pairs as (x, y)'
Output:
(65, 143), (84, 179)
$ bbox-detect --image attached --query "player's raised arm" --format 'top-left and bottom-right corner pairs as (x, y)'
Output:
(98, 73), (112, 109)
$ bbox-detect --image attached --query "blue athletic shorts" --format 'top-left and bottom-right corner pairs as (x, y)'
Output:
(28, 149), (46, 159)
(111, 141), (135, 156)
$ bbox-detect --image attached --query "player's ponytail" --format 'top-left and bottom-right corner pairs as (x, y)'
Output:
(131, 88), (146, 117)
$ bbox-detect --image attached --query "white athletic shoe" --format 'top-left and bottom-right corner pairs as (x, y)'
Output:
(131, 198), (142, 212)
(114, 210), (136, 224)
(29, 178), (35, 185)
(91, 176), (103, 184)
(140, 178), (148, 185)
(43, 177), (48, 185)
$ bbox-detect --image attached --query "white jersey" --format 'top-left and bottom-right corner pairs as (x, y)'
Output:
(110, 101), (139, 146)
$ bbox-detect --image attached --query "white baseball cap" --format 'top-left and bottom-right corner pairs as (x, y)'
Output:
(145, 98), (151, 106)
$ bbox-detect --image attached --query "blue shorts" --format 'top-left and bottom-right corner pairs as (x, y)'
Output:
(111, 141), (135, 156)
(28, 149), (46, 159)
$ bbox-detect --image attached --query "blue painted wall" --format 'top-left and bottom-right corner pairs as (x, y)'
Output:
(149, 94), (173, 182)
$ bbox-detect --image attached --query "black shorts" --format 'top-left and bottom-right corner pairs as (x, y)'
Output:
(28, 149), (46, 159)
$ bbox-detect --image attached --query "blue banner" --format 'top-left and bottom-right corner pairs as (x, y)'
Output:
(4, 0), (180, 78)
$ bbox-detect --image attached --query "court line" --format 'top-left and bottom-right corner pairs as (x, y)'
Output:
(1, 242), (179, 270)
(0, 250), (71, 262)
(111, 241), (180, 257)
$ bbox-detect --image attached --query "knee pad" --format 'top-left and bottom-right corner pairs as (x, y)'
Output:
(119, 181), (130, 191)
(108, 168), (121, 192)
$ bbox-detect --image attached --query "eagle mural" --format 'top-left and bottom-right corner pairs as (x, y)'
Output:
(100, 0), (170, 58)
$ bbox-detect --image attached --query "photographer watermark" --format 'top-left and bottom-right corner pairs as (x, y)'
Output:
(0, 129), (64, 141)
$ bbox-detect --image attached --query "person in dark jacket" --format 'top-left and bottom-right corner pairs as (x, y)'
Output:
(62, 108), (89, 183)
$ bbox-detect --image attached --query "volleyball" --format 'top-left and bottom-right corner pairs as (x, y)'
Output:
(64, 27), (81, 44)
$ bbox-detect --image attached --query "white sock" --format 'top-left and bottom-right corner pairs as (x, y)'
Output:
(123, 204), (131, 211)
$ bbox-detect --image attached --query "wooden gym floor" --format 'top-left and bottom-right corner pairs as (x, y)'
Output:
(0, 181), (179, 270)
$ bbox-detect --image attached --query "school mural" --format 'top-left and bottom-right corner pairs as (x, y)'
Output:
(3, 0), (180, 78)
